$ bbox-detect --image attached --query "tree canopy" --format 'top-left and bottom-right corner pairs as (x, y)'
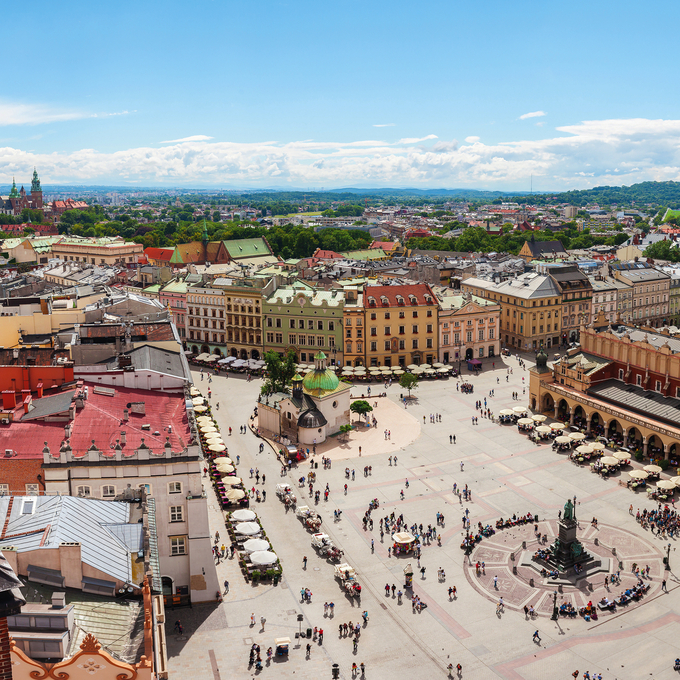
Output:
(262, 349), (297, 394)
(350, 400), (373, 420)
(399, 373), (419, 396)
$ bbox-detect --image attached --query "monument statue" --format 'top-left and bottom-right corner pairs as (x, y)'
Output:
(563, 498), (574, 521)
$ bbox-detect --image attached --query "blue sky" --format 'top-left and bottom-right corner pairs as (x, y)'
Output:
(2, 0), (680, 190)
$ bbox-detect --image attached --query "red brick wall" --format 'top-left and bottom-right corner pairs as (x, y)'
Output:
(1, 459), (43, 495)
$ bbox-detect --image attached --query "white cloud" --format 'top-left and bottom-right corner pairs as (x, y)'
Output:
(465, 136), (480, 143)
(519, 110), (546, 120)
(1, 117), (680, 190)
(0, 100), (88, 126)
(373, 123), (395, 127)
(398, 134), (438, 144)
(160, 135), (214, 143)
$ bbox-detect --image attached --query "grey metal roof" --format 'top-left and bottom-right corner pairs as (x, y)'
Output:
(102, 523), (143, 552)
(610, 327), (680, 354)
(297, 409), (327, 428)
(21, 390), (75, 421)
(0, 496), (132, 584)
(588, 379), (680, 428)
(114, 345), (190, 381)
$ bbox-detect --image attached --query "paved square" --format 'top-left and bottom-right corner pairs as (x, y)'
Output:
(166, 357), (680, 680)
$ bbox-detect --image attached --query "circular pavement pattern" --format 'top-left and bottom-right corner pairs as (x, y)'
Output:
(464, 520), (665, 617)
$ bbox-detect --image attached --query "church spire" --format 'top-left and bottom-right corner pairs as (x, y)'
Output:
(9, 177), (18, 199)
(31, 167), (41, 193)
(201, 218), (209, 243)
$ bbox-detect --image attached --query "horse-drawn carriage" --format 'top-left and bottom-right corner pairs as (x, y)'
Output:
(276, 483), (297, 508)
(334, 563), (361, 598)
(296, 505), (322, 531)
(311, 533), (344, 561)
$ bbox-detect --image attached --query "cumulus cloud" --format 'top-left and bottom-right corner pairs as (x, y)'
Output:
(373, 123), (395, 127)
(519, 110), (546, 120)
(160, 135), (214, 143)
(465, 136), (480, 143)
(1, 118), (679, 189)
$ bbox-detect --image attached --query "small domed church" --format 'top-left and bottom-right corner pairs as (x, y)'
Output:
(258, 351), (351, 445)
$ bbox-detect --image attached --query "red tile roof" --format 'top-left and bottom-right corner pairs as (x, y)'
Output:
(370, 241), (396, 250)
(0, 382), (190, 459)
(364, 283), (437, 307)
(144, 247), (174, 261)
(312, 249), (343, 260)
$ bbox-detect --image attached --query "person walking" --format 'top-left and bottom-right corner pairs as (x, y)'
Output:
(250, 613), (255, 626)
(174, 619), (182, 634)
(460, 461), (464, 471)
(224, 580), (229, 594)
(260, 616), (266, 630)
(662, 579), (668, 592)
(303, 555), (308, 569)
(533, 630), (541, 643)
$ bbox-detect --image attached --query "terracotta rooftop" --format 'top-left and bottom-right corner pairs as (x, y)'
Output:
(77, 322), (175, 342)
(0, 382), (191, 459)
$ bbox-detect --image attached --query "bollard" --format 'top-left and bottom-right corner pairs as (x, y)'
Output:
(588, 582), (593, 592)
(522, 541), (527, 549)
(594, 537), (599, 546)
(510, 552), (515, 562)
(558, 584), (563, 593)
(513, 565), (517, 575)
(612, 547), (617, 556)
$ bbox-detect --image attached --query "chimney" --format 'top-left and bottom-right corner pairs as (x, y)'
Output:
(123, 408), (129, 422)
(2, 391), (16, 410)
(36, 382), (43, 399)
(51, 592), (66, 609)
(23, 394), (32, 414)
(120, 430), (126, 445)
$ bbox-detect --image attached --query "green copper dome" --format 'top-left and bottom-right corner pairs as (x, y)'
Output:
(302, 351), (339, 396)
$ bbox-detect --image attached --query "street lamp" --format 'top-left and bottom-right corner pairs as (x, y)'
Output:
(550, 590), (558, 620)
(666, 543), (671, 571)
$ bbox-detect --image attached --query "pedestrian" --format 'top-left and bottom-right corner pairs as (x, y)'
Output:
(371, 539), (374, 552)
(174, 619), (182, 634)
(224, 579), (229, 594)
(662, 579), (668, 592)
(306, 643), (311, 657)
(533, 630), (541, 643)
(250, 613), (255, 626)
(460, 461), (464, 471)
(303, 555), (307, 569)
(260, 616), (266, 630)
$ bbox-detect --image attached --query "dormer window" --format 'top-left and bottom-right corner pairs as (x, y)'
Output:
(409, 295), (417, 305)
(396, 296), (405, 306)
(381, 296), (389, 306)
(368, 297), (376, 307)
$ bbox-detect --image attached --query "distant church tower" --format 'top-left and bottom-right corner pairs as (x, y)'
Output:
(30, 168), (43, 208)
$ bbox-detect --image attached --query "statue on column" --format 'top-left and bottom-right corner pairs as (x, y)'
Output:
(563, 498), (574, 521)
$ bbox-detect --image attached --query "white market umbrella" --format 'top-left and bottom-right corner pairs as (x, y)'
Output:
(569, 432), (586, 441)
(243, 538), (270, 553)
(221, 476), (242, 486)
(235, 521), (261, 536)
(590, 442), (605, 451)
(419, 363), (431, 369)
(217, 463), (235, 475)
(536, 425), (552, 434)
(628, 470), (649, 480)
(200, 425), (218, 434)
(657, 480), (676, 491)
(500, 409), (515, 416)
(424, 369), (436, 375)
(380, 366), (392, 373)
(231, 509), (256, 522)
(644, 465), (663, 474)
(575, 444), (594, 454)
(407, 364), (419, 370)
(225, 488), (246, 500)
(613, 451), (630, 461)
(190, 387), (201, 396)
(437, 367), (450, 373)
(194, 405), (208, 413)
(555, 436), (572, 444)
(196, 415), (213, 424)
(250, 551), (278, 566)
(550, 422), (565, 431)
(209, 444), (227, 453)
(412, 368), (424, 374)
(517, 418), (533, 425)
(513, 406), (527, 414)
(354, 367), (367, 373)
(670, 476), (680, 487)
(393, 369), (405, 375)
(214, 456), (233, 465)
(532, 414), (547, 423)
(600, 456), (620, 466)
(432, 363), (445, 368)
(192, 397), (205, 406)
(393, 532), (415, 544)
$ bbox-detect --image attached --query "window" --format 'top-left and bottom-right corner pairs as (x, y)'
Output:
(370, 312), (377, 320)
(443, 333), (449, 345)
(266, 317), (273, 327)
(399, 340), (405, 350)
(0, 484), (8, 494)
(266, 332), (274, 343)
(307, 320), (314, 329)
(299, 335), (306, 345)
(299, 319), (305, 329)
(466, 331), (472, 342)
(317, 320), (323, 330)
(412, 311), (418, 318)
(307, 335), (315, 346)
(289, 319), (296, 328)
(370, 327), (377, 336)
(346, 328), (352, 338)
(275, 333), (283, 343)
(317, 336), (324, 347)
(102, 485), (116, 498)
(412, 325), (418, 333)
(170, 506), (185, 522)
(384, 312), (390, 319)
(399, 311), (405, 319)
(384, 326), (391, 335)
(169, 482), (182, 494)
(454, 332), (460, 344)
(427, 310), (432, 317)
(276, 318), (282, 328)
(426, 324), (433, 333)
(289, 334), (297, 345)
(412, 339), (419, 349)
(636, 374), (642, 386)
(655, 380), (662, 392)
(170, 536), (187, 555)
(345, 318), (352, 325)
(426, 338), (433, 348)
(399, 325), (405, 334)
(489, 328), (494, 339)
(384, 340), (391, 350)
(25, 484), (39, 495)
(328, 321), (335, 331)
(478, 330), (484, 341)
(357, 342), (363, 352)
(21, 498), (35, 514)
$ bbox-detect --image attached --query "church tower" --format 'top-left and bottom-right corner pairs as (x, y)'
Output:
(30, 168), (43, 208)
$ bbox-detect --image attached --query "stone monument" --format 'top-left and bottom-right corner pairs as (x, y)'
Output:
(548, 498), (588, 570)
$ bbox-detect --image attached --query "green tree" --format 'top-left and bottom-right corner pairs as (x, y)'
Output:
(262, 349), (297, 394)
(350, 400), (373, 421)
(339, 423), (353, 442)
(399, 372), (419, 397)
(213, 211), (221, 223)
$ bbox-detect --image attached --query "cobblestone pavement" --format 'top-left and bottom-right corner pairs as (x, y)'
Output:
(166, 357), (680, 680)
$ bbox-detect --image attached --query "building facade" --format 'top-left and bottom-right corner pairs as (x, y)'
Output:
(263, 281), (343, 365)
(546, 265), (593, 344)
(612, 264), (670, 327)
(436, 290), (501, 364)
(361, 283), (439, 367)
(51, 237), (143, 266)
(462, 273), (562, 351)
(186, 284), (227, 356)
(159, 279), (188, 341)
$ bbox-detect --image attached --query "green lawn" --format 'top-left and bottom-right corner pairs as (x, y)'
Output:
(664, 208), (680, 222)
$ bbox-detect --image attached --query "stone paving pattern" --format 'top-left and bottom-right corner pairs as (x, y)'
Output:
(164, 357), (680, 680)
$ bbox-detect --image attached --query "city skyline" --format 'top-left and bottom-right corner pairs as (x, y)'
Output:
(2, 0), (679, 189)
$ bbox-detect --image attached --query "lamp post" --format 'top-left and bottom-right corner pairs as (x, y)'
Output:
(550, 590), (558, 621)
(666, 543), (671, 571)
